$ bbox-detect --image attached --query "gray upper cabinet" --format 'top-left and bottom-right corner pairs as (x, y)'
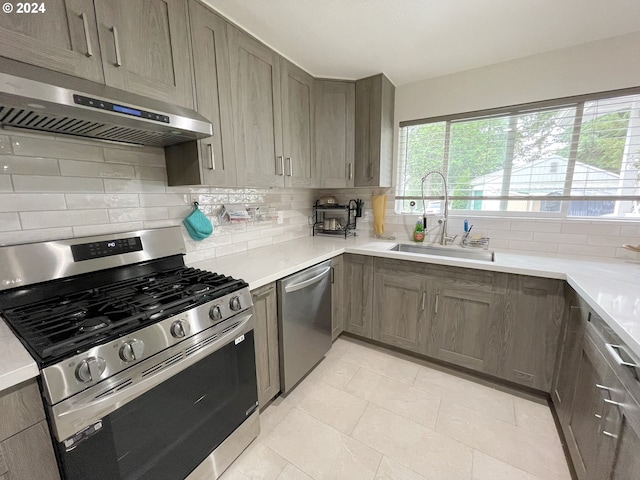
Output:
(281, 59), (315, 188)
(166, 0), (236, 186)
(315, 80), (355, 188)
(93, 0), (194, 108)
(354, 73), (395, 188)
(0, 0), (104, 82)
(228, 25), (284, 188)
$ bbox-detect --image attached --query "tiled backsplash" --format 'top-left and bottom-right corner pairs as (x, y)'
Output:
(1, 131), (638, 263)
(0, 131), (314, 263)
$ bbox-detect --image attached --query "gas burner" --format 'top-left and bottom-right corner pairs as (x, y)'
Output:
(132, 293), (162, 310)
(186, 284), (210, 295)
(68, 308), (88, 319)
(78, 316), (110, 332)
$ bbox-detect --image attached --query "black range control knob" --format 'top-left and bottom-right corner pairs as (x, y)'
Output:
(76, 357), (106, 383)
(229, 296), (241, 311)
(170, 320), (191, 338)
(119, 339), (145, 362)
(209, 304), (223, 321)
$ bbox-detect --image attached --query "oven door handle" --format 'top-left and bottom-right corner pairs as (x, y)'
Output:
(50, 312), (253, 443)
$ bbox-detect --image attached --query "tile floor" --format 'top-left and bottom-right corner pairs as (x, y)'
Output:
(220, 337), (572, 480)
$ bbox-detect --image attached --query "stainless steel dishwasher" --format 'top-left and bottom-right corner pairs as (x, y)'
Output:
(277, 259), (332, 393)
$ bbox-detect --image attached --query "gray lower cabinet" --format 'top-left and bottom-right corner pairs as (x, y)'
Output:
(166, 0), (236, 186)
(0, 379), (59, 480)
(354, 73), (394, 188)
(251, 283), (280, 408)
(314, 80), (355, 188)
(0, 0), (104, 82)
(331, 255), (344, 340)
(343, 254), (374, 339)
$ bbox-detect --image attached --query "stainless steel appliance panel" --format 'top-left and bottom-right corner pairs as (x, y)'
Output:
(277, 260), (332, 393)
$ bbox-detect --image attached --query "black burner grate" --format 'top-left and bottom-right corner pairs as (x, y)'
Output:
(0, 266), (246, 364)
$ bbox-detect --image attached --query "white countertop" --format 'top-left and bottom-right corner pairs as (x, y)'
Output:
(2, 235), (638, 393)
(189, 236), (640, 361)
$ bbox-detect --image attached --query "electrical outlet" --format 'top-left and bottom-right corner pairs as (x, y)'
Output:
(276, 211), (283, 224)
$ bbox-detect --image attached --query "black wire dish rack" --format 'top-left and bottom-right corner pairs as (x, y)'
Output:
(312, 199), (358, 238)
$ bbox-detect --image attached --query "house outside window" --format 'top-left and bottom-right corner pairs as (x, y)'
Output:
(396, 89), (640, 219)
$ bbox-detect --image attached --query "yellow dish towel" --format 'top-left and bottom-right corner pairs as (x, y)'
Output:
(372, 194), (386, 236)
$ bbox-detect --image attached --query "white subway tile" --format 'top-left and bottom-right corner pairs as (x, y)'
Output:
(620, 225), (640, 237)
(0, 227), (73, 246)
(232, 231), (259, 243)
(507, 241), (559, 253)
(510, 221), (562, 233)
(66, 193), (139, 209)
(108, 207), (168, 222)
(165, 186), (210, 194)
(60, 160), (134, 178)
(261, 226), (285, 238)
(21, 209), (109, 229)
(139, 193), (190, 207)
(587, 235), (638, 247)
(0, 155), (60, 175)
(557, 244), (616, 257)
(73, 222), (144, 237)
(0, 135), (11, 155)
(561, 222), (621, 236)
(168, 205), (200, 218)
(12, 136), (104, 162)
(104, 148), (165, 167)
(0, 176), (11, 191)
(614, 247), (640, 261)
(248, 237), (273, 250)
(143, 219), (181, 229)
(0, 213), (20, 231)
(103, 179), (165, 193)
(488, 229), (533, 241)
(0, 194), (66, 212)
(533, 232), (587, 244)
(13, 175), (104, 192)
(135, 166), (166, 181)
(216, 242), (248, 257)
(195, 193), (228, 205)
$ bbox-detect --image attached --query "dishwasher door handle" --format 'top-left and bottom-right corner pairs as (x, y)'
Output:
(284, 267), (331, 293)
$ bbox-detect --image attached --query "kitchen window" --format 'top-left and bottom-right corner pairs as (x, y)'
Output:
(396, 88), (640, 219)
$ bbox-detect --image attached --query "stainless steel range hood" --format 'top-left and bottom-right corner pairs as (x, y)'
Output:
(0, 58), (212, 147)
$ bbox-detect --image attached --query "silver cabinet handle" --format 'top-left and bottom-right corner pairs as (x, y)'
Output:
(348, 162), (353, 180)
(602, 430), (618, 438)
(605, 343), (639, 368)
(283, 267), (331, 293)
(603, 398), (622, 407)
(111, 26), (122, 67)
(595, 413), (602, 419)
(207, 143), (215, 170)
(596, 384), (611, 390)
(276, 156), (284, 175)
(330, 266), (335, 284)
(80, 13), (93, 57)
(435, 293), (439, 313)
(421, 291), (426, 311)
(286, 157), (292, 176)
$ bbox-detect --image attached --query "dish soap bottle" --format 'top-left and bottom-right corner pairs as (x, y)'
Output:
(413, 218), (425, 242)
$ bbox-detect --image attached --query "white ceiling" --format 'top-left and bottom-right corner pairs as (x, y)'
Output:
(201, 0), (640, 86)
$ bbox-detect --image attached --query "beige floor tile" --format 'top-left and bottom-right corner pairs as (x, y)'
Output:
(472, 451), (540, 480)
(263, 408), (381, 480)
(513, 396), (560, 442)
(374, 457), (429, 480)
(435, 402), (571, 480)
(276, 463), (315, 480)
(352, 404), (473, 480)
(413, 365), (516, 424)
(219, 441), (287, 480)
(259, 395), (297, 436)
(340, 345), (419, 385)
(345, 368), (441, 428)
(325, 337), (352, 360)
(297, 380), (368, 434)
(305, 356), (360, 390)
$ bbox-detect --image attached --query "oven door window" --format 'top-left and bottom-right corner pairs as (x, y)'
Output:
(59, 331), (258, 480)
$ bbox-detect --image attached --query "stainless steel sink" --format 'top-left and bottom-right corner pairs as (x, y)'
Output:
(390, 243), (495, 262)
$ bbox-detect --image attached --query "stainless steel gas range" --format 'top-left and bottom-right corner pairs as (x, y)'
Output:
(0, 227), (259, 480)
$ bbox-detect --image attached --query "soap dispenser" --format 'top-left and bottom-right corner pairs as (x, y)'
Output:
(413, 218), (425, 242)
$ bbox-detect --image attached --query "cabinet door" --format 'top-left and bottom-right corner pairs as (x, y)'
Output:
(315, 80), (355, 188)
(343, 255), (373, 338)
(182, 0), (236, 186)
(252, 283), (280, 407)
(0, 379), (45, 443)
(0, 0), (104, 82)
(427, 276), (504, 375)
(373, 270), (426, 352)
(354, 73), (394, 188)
(281, 60), (315, 188)
(228, 26), (284, 188)
(0, 421), (60, 480)
(331, 255), (344, 341)
(501, 276), (565, 391)
(94, 0), (194, 108)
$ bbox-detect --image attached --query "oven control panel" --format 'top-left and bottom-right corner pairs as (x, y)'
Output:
(71, 237), (143, 261)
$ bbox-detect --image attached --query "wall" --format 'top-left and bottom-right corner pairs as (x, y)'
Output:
(0, 131), (314, 264)
(375, 31), (640, 261)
